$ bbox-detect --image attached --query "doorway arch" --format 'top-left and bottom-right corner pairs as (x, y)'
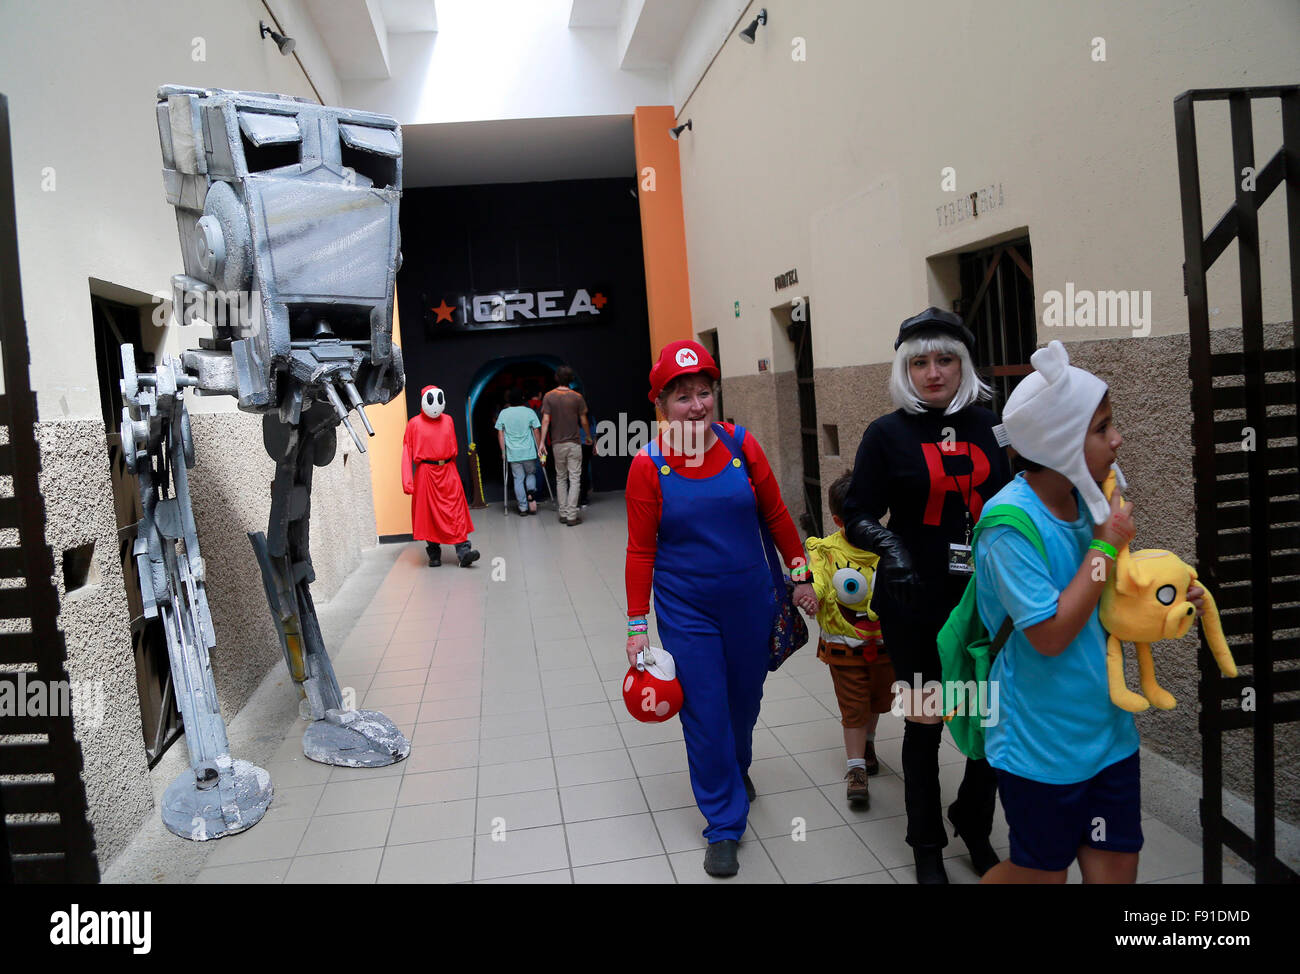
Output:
(464, 354), (567, 505)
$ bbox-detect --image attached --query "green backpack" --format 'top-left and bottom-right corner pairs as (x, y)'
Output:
(937, 505), (1046, 760)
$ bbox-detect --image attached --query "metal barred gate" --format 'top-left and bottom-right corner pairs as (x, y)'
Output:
(0, 93), (100, 883)
(1175, 84), (1300, 884)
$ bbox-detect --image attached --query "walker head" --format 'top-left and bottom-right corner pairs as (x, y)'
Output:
(156, 84), (405, 443)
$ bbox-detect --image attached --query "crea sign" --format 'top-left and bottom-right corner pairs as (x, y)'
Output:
(429, 287), (610, 331)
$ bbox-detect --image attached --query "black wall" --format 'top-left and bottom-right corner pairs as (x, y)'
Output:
(396, 177), (654, 500)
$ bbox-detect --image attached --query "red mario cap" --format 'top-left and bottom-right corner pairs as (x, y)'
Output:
(647, 340), (720, 404)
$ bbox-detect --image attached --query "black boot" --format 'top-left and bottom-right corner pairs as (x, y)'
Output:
(455, 541), (480, 568)
(901, 719), (946, 850)
(913, 845), (950, 884)
(949, 757), (1001, 876)
(426, 543), (441, 567)
(703, 839), (739, 878)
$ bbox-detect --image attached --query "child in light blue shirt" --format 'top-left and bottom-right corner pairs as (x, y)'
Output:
(976, 473), (1138, 785)
(495, 388), (541, 515)
(974, 341), (1205, 884)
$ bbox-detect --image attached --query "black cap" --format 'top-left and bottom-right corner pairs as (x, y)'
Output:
(894, 307), (975, 354)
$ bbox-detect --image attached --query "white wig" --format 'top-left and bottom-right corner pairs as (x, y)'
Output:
(889, 333), (992, 415)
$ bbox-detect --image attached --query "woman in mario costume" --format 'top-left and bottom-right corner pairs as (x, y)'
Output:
(624, 340), (814, 878)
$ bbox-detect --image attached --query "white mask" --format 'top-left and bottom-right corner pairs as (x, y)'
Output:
(421, 385), (446, 419)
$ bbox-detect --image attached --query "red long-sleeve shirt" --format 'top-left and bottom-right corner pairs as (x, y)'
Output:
(624, 422), (805, 617)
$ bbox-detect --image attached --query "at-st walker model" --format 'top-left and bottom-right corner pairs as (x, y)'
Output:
(120, 85), (410, 839)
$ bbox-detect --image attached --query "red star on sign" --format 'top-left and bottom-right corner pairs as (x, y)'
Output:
(591, 292), (608, 309)
(432, 299), (455, 323)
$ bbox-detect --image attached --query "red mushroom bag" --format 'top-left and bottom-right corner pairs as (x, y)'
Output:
(622, 646), (683, 723)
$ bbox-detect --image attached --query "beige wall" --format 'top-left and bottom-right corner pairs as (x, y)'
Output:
(679, 0), (1300, 823)
(0, 2), (387, 867)
(0, 0), (337, 422)
(677, 0), (1298, 375)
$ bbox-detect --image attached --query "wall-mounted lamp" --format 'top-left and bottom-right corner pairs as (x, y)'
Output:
(738, 8), (767, 44)
(260, 20), (297, 56)
(670, 119), (693, 140)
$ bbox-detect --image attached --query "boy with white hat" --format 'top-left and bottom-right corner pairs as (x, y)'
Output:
(973, 340), (1203, 883)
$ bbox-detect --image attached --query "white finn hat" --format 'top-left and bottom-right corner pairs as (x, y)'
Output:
(993, 340), (1124, 524)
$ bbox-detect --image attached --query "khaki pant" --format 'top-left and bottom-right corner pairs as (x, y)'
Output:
(553, 441), (583, 520)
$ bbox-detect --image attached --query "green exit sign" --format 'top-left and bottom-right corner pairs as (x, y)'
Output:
(733, 300), (740, 318)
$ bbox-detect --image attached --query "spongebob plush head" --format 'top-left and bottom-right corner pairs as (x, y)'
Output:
(805, 532), (884, 654)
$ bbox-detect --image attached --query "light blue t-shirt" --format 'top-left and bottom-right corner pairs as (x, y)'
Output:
(495, 405), (540, 462)
(975, 473), (1138, 784)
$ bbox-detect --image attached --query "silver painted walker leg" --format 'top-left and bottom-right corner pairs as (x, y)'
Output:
(252, 407), (410, 767)
(120, 347), (272, 840)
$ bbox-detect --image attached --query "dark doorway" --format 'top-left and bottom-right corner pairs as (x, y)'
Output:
(469, 358), (557, 505)
(699, 329), (725, 423)
(779, 297), (822, 537)
(90, 293), (182, 768)
(397, 177), (654, 507)
(956, 237), (1037, 411)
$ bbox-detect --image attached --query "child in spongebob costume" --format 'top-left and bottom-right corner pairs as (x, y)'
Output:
(807, 473), (895, 808)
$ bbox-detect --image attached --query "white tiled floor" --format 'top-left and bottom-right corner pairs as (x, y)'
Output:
(192, 492), (1244, 884)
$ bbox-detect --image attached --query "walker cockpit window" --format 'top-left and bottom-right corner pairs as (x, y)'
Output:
(339, 123), (399, 190)
(237, 110), (302, 173)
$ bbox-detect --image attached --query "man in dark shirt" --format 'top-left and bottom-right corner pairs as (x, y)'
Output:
(540, 365), (591, 525)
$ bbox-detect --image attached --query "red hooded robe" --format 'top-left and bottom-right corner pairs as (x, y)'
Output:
(402, 386), (474, 543)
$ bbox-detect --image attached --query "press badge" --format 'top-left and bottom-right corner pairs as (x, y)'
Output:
(948, 542), (974, 576)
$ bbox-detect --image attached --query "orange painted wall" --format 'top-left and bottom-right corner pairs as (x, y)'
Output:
(634, 106), (694, 360)
(369, 297), (413, 538)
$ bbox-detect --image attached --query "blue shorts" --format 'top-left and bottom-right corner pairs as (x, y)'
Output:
(995, 751), (1143, 871)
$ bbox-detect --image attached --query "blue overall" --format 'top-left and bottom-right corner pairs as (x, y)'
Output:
(648, 424), (777, 842)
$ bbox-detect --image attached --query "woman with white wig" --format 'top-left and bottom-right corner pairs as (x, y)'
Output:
(841, 307), (1012, 883)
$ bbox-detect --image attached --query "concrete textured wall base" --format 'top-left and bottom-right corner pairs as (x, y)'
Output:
(813, 362), (896, 527)
(720, 372), (807, 531)
(33, 409), (379, 866)
(1069, 324), (1297, 826)
(33, 419), (149, 869)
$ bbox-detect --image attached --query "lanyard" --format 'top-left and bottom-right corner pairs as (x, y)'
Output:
(941, 438), (976, 546)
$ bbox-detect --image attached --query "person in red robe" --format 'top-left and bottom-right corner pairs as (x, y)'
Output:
(402, 385), (479, 567)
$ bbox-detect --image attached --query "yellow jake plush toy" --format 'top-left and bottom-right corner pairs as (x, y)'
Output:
(804, 533), (884, 650)
(1098, 471), (1238, 712)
